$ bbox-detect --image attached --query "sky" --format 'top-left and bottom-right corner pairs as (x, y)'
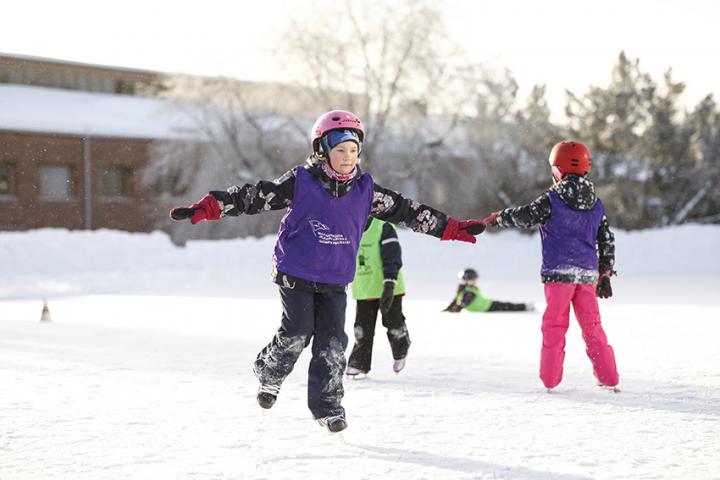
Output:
(3, 0), (719, 117)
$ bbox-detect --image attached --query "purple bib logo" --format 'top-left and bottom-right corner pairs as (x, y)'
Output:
(309, 219), (330, 236)
(308, 219), (350, 245)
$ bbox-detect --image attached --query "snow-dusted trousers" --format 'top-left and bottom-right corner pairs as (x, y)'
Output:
(253, 285), (348, 419)
(540, 283), (619, 389)
(347, 295), (410, 373)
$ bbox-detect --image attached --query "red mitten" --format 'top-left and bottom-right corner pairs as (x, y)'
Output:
(169, 194), (221, 225)
(441, 218), (485, 244)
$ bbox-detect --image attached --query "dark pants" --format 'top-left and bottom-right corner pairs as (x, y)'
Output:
(253, 285), (348, 419)
(488, 300), (527, 311)
(347, 295), (410, 373)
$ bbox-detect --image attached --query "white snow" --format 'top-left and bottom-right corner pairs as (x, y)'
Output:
(0, 85), (200, 139)
(1, 225), (719, 479)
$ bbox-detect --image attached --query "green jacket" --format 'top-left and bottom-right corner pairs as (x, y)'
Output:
(351, 218), (406, 300)
(451, 285), (492, 312)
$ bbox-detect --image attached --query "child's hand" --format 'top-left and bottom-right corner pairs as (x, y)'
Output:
(169, 194), (222, 225)
(441, 218), (485, 243)
(444, 303), (462, 312)
(379, 281), (396, 315)
(596, 270), (614, 298)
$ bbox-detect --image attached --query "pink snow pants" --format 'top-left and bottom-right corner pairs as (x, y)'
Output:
(540, 283), (619, 389)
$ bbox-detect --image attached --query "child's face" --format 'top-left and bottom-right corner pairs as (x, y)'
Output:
(328, 141), (359, 174)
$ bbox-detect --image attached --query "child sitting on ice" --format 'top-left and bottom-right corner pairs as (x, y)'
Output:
(444, 268), (533, 313)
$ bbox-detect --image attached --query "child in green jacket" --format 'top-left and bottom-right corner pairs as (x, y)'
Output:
(347, 217), (410, 377)
(445, 268), (533, 312)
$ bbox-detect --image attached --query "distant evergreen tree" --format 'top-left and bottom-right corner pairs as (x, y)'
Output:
(514, 84), (561, 196)
(642, 69), (692, 225)
(565, 52), (720, 227)
(565, 52), (689, 228)
(681, 95), (720, 223)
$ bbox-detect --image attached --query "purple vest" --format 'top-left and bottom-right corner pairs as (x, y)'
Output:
(273, 166), (374, 284)
(539, 191), (604, 278)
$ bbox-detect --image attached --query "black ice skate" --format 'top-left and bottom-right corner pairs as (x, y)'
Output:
(256, 384), (280, 409)
(316, 414), (348, 433)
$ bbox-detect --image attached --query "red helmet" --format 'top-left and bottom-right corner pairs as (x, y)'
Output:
(549, 141), (591, 179)
(310, 110), (365, 154)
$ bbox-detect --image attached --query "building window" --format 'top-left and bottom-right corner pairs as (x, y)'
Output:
(101, 166), (132, 198)
(40, 165), (73, 199)
(0, 163), (15, 195)
(153, 169), (182, 198)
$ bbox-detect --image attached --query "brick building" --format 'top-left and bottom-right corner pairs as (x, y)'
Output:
(0, 53), (365, 234)
(0, 54), (200, 233)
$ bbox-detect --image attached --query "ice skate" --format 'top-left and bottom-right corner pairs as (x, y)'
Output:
(346, 366), (368, 379)
(256, 383), (280, 409)
(597, 383), (621, 393)
(316, 414), (348, 433)
(392, 357), (406, 373)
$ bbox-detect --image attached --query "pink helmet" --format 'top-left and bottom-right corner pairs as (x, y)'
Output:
(310, 110), (365, 154)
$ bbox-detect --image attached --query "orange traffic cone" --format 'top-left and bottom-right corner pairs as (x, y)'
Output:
(40, 300), (52, 322)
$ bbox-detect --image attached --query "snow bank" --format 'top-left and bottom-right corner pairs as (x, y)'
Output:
(1, 224), (718, 300)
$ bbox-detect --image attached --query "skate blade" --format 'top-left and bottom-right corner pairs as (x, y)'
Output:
(347, 373), (368, 380)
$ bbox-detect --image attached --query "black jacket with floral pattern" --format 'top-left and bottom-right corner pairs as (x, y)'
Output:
(209, 156), (449, 238)
(496, 174), (615, 283)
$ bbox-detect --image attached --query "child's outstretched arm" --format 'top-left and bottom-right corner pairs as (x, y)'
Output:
(169, 168), (297, 223)
(371, 184), (484, 243)
(212, 168), (296, 216)
(487, 192), (552, 229)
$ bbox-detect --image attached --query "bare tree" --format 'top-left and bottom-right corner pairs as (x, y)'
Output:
(143, 75), (308, 242)
(274, 0), (483, 173)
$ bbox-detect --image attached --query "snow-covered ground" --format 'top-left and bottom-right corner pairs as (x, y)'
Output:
(1, 226), (719, 479)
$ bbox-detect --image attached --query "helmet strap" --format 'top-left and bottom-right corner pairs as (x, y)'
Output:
(319, 136), (330, 157)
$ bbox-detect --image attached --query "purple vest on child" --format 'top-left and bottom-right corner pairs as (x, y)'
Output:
(539, 191), (604, 279)
(273, 166), (374, 285)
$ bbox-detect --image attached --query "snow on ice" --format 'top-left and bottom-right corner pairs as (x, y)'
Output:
(1, 226), (719, 479)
